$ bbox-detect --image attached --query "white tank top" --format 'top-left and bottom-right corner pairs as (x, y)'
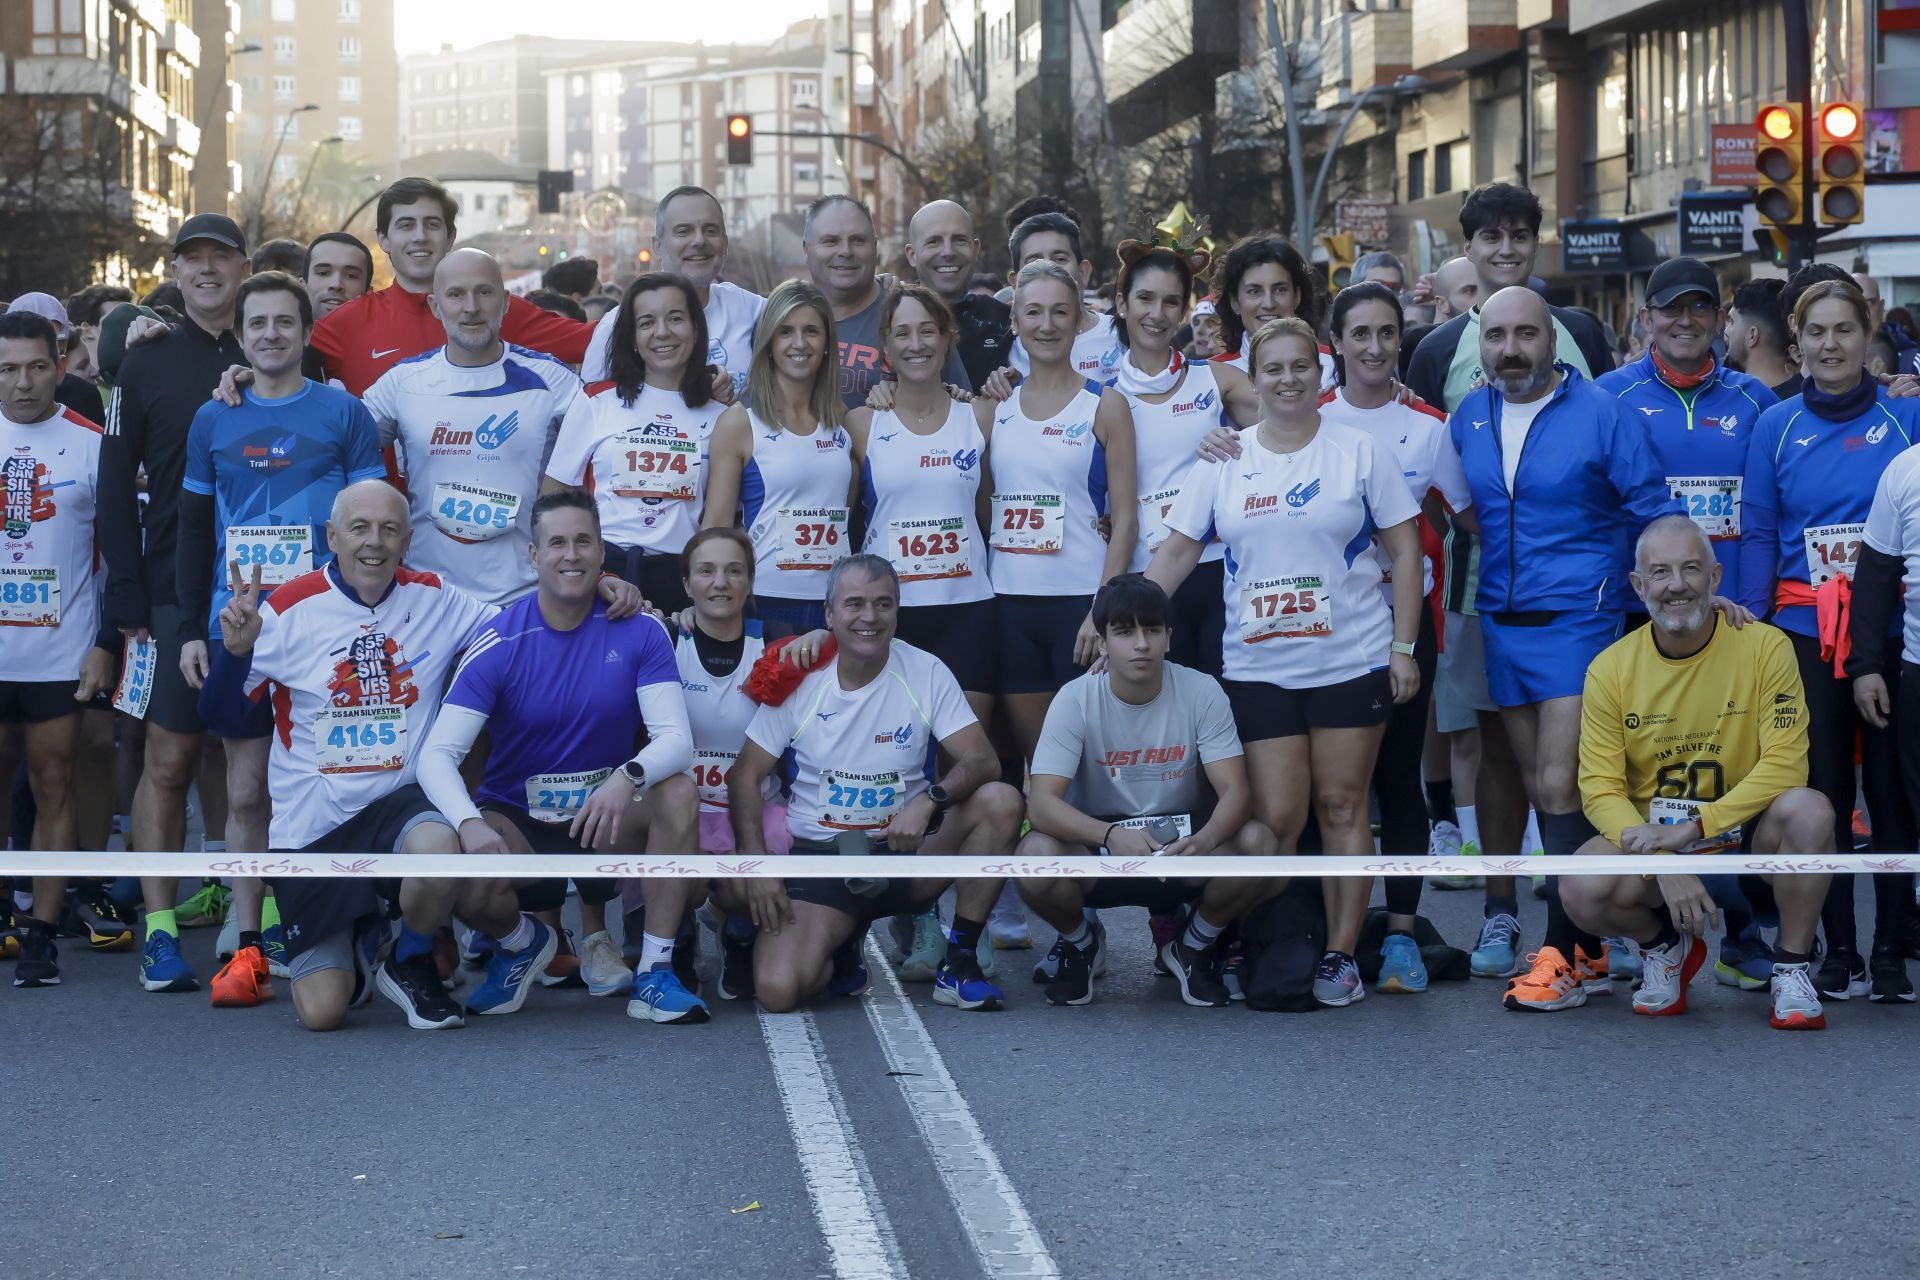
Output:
(1122, 362), (1227, 571)
(676, 626), (776, 812)
(860, 402), (991, 608)
(740, 410), (854, 601)
(987, 379), (1112, 599)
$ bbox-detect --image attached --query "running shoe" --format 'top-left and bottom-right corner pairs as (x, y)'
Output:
(1221, 944), (1246, 1002)
(348, 917), (385, 1010)
(828, 927), (871, 997)
(1031, 910), (1106, 983)
(262, 923), (290, 978)
(987, 883), (1031, 949)
(61, 890), (134, 951)
(578, 930), (634, 997)
(897, 911), (947, 982)
(1868, 943), (1915, 1004)
(1429, 823), (1483, 890)
(1043, 935), (1093, 1006)
(1605, 936), (1643, 982)
(1377, 932), (1429, 993)
(139, 930), (198, 993)
(377, 954), (465, 1029)
(1633, 932), (1705, 1016)
(1576, 943), (1613, 997)
(174, 880), (230, 928)
(458, 928), (493, 970)
(210, 944), (272, 1008)
(214, 913), (240, 963)
(1149, 912), (1178, 975)
(1815, 948), (1869, 1001)
(1469, 912), (1523, 978)
(1160, 927), (1230, 1007)
(1312, 952), (1365, 1006)
(539, 926), (585, 989)
(627, 965), (711, 1024)
(933, 948), (1003, 1011)
(1714, 927), (1773, 990)
(1503, 947), (1586, 1011)
(1769, 962), (1828, 1030)
(12, 922), (58, 988)
(719, 923), (755, 1001)
(465, 917), (557, 1016)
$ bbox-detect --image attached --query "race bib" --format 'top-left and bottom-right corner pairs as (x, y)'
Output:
(773, 506), (847, 570)
(430, 481), (520, 542)
(1138, 487), (1181, 555)
(610, 434), (700, 500)
(0, 567), (58, 626)
(1802, 522), (1864, 586)
(1239, 574), (1331, 642)
(887, 517), (970, 582)
(990, 491), (1065, 554)
(819, 768), (904, 831)
(1111, 813), (1194, 853)
(1668, 477), (1741, 539)
(1648, 796), (1740, 854)
(225, 524), (313, 587)
(692, 748), (736, 809)
(113, 635), (156, 719)
(314, 705), (406, 775)
(525, 768), (612, 824)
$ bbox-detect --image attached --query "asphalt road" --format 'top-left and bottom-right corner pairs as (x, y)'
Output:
(9, 878), (1917, 1280)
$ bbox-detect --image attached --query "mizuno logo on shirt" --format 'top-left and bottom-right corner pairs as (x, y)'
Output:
(1471, 420), (1488, 431)
(1793, 435), (1817, 447)
(877, 432), (898, 442)
(816, 711), (838, 721)
(1638, 407), (1661, 416)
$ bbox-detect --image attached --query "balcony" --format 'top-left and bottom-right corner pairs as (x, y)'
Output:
(163, 114), (201, 158)
(116, 0), (170, 32)
(130, 82), (171, 134)
(160, 18), (201, 67)
(1412, 0), (1519, 72)
(1317, 7), (1413, 112)
(1102, 0), (1235, 105)
(1517, 0), (1565, 29)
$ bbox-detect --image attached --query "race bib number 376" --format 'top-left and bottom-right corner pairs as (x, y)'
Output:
(772, 507), (847, 571)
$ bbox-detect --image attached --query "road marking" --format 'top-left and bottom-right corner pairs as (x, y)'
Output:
(864, 939), (1062, 1279)
(759, 1009), (907, 1280)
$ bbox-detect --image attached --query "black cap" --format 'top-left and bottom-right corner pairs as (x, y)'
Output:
(1645, 257), (1720, 308)
(172, 213), (247, 257)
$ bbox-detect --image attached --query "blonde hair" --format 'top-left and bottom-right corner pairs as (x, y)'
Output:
(1247, 315), (1319, 369)
(746, 279), (842, 430)
(1013, 258), (1081, 306)
(1792, 279), (1872, 336)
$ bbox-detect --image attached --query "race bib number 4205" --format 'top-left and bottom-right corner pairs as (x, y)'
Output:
(525, 768), (611, 823)
(819, 769), (904, 831)
(225, 524), (313, 586)
(1239, 575), (1330, 642)
(773, 507), (847, 570)
(1803, 523), (1864, 586)
(429, 481), (520, 543)
(990, 492), (1064, 553)
(0, 567), (58, 626)
(314, 705), (406, 775)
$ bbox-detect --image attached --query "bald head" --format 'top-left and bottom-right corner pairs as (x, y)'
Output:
(1854, 272), (1886, 330)
(1479, 286), (1557, 401)
(434, 247), (502, 292)
(330, 478), (407, 530)
(328, 479), (411, 596)
(429, 248), (507, 359)
(905, 199), (981, 303)
(1634, 512), (1714, 574)
(1433, 256), (1479, 320)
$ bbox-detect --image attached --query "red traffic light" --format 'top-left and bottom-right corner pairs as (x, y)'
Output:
(725, 114), (753, 165)
(728, 115), (751, 139)
(1759, 104), (1799, 142)
(1819, 102), (1862, 143)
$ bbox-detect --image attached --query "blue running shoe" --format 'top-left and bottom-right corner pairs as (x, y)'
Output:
(139, 930), (198, 992)
(1377, 932), (1429, 993)
(627, 965), (712, 1024)
(261, 923), (290, 978)
(828, 932), (870, 997)
(464, 917), (556, 1016)
(1470, 912), (1523, 979)
(1606, 936), (1644, 982)
(933, 948), (1003, 1011)
(1714, 927), (1774, 990)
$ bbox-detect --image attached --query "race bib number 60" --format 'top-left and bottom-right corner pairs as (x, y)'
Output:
(1239, 575), (1331, 642)
(1803, 522), (1864, 586)
(819, 769), (904, 831)
(990, 491), (1064, 553)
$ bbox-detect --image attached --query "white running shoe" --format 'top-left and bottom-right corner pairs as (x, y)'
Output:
(578, 930), (634, 997)
(214, 913), (240, 962)
(987, 881), (1031, 949)
(1632, 932), (1703, 1016)
(1769, 962), (1827, 1030)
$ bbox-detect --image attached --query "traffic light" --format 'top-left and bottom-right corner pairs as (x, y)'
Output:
(1753, 227), (1789, 269)
(1754, 103), (1805, 228)
(1816, 101), (1866, 226)
(636, 247), (653, 267)
(536, 169), (574, 215)
(726, 114), (753, 166)
(1319, 233), (1356, 292)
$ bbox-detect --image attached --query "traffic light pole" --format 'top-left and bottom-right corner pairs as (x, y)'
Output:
(1785, 0), (1815, 270)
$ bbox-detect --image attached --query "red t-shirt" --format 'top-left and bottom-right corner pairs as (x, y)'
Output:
(310, 284), (592, 396)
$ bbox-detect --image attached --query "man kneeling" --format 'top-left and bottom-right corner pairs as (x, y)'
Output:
(1562, 515), (1832, 1029)
(1017, 575), (1283, 1008)
(723, 555), (1025, 1012)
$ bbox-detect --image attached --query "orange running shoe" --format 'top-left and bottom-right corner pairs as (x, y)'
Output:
(1576, 943), (1614, 997)
(1503, 946), (1587, 1011)
(210, 945), (273, 1008)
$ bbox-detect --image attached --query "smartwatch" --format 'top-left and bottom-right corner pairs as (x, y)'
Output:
(1389, 641), (1417, 657)
(928, 784), (952, 813)
(621, 760), (648, 796)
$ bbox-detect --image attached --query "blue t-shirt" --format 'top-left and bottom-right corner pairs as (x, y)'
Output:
(443, 593), (681, 812)
(181, 379), (384, 631)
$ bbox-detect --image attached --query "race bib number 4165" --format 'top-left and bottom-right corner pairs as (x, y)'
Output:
(314, 705), (406, 775)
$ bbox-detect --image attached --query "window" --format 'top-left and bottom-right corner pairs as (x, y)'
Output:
(338, 0), (360, 20)
(339, 37), (361, 63)
(272, 35), (296, 61)
(277, 114), (300, 141)
(339, 116), (362, 141)
(795, 161), (819, 181)
(339, 75), (360, 102)
(1406, 149), (1426, 202)
(30, 0), (86, 56)
(272, 74), (296, 102)
(271, 0), (295, 20)
(1434, 139), (1461, 194)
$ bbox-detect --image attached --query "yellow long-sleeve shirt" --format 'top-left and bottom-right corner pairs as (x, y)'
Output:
(1579, 617), (1808, 848)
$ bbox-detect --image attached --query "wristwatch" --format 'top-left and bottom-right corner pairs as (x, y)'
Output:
(621, 760), (647, 798)
(1390, 641), (1417, 657)
(928, 784), (952, 814)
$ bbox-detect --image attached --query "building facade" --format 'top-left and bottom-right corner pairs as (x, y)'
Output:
(231, 0), (397, 203)
(399, 36), (610, 168)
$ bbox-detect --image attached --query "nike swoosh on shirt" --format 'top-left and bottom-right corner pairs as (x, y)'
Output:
(371, 347), (402, 359)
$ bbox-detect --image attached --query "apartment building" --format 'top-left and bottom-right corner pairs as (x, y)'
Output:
(231, 0), (397, 191)
(399, 36), (610, 167)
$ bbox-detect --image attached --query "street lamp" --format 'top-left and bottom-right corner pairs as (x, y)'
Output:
(195, 40), (263, 138)
(291, 136), (344, 230)
(1304, 75), (1432, 247)
(252, 103), (320, 238)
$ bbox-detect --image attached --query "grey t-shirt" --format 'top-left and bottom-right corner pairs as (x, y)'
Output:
(835, 286), (970, 411)
(1031, 664), (1243, 822)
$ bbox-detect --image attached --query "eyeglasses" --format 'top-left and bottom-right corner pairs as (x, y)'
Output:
(1652, 297), (1718, 319)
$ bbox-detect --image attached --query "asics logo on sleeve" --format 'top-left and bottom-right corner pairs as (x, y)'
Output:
(1285, 479), (1322, 509)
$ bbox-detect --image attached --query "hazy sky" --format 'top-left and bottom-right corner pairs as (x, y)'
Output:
(393, 0), (819, 56)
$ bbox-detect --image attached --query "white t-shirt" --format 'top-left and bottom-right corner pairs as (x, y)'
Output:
(362, 345), (581, 606)
(1863, 443), (1920, 664)
(546, 382), (724, 553)
(1498, 391), (1552, 494)
(1031, 664), (1242, 822)
(0, 406), (103, 682)
(676, 626), (777, 811)
(1317, 387), (1471, 595)
(582, 280), (766, 390)
(745, 640), (975, 842)
(1011, 312), (1124, 385)
(1164, 422), (1421, 689)
(244, 564), (497, 850)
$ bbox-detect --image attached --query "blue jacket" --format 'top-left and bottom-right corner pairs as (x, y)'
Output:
(1594, 354), (1777, 598)
(1449, 365), (1682, 614)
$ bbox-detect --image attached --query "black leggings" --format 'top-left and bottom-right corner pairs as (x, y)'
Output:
(1372, 606), (1439, 916)
(1168, 558), (1225, 679)
(1791, 633), (1914, 953)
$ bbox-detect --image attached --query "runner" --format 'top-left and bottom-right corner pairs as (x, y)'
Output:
(583, 185), (764, 396)
(1562, 515), (1832, 1029)
(722, 554), (1025, 1012)
(903, 199), (1013, 390)
(1450, 286), (1689, 1012)
(1726, 278), (1801, 398)
(1147, 315), (1424, 1007)
(1739, 279), (1918, 1002)
(303, 232), (374, 323)
(703, 279), (857, 640)
(199, 480), (519, 1032)
(1208, 233), (1332, 386)
(1005, 212), (1123, 383)
(1015, 575), (1282, 1007)
(98, 212), (250, 993)
(990, 259), (1138, 764)
(546, 272), (725, 616)
(417, 490), (707, 1022)
(0, 312), (116, 990)
(360, 248), (583, 607)
(175, 271), (387, 1006)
